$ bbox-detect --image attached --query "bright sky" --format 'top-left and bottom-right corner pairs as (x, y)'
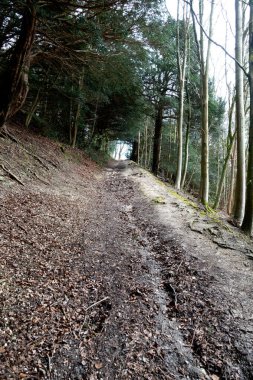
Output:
(165, 0), (236, 99)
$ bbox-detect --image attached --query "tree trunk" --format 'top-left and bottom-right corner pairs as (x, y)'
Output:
(199, 0), (214, 205)
(152, 106), (163, 175)
(0, 1), (36, 129)
(71, 68), (84, 148)
(175, 0), (189, 190)
(227, 141), (237, 215)
(181, 103), (191, 188)
(69, 77), (74, 145)
(213, 133), (236, 209)
(131, 139), (139, 162)
(241, 2), (253, 234)
(144, 122), (148, 167)
(25, 87), (41, 128)
(137, 131), (141, 164)
(118, 143), (124, 160)
(191, 0), (214, 205)
(234, 0), (246, 225)
(200, 70), (209, 205)
(213, 95), (235, 209)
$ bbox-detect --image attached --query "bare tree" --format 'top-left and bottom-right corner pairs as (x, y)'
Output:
(175, 0), (190, 190)
(241, 0), (253, 234)
(190, 0), (214, 205)
(233, 0), (246, 225)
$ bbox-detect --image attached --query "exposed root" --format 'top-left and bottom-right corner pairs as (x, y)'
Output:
(0, 125), (57, 170)
(0, 163), (24, 186)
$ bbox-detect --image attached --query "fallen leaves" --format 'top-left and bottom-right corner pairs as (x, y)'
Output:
(94, 362), (103, 369)
(0, 171), (171, 379)
(211, 375), (220, 380)
(1, 126), (252, 379)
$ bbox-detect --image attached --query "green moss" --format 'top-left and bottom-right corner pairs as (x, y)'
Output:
(152, 196), (166, 204)
(145, 169), (235, 232)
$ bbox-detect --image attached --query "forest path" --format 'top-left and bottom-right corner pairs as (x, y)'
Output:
(105, 160), (253, 379)
(0, 137), (253, 379)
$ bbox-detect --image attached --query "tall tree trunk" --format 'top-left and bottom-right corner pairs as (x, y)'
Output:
(69, 77), (74, 145)
(71, 68), (84, 148)
(25, 87), (41, 128)
(199, 0), (214, 205)
(152, 106), (163, 175)
(190, 0), (214, 205)
(71, 104), (80, 149)
(200, 69), (209, 205)
(227, 141), (237, 215)
(138, 131), (141, 165)
(131, 139), (139, 162)
(181, 102), (191, 188)
(213, 98), (236, 209)
(117, 143), (123, 160)
(234, 0), (246, 225)
(241, 2), (253, 234)
(213, 133), (236, 209)
(144, 122), (148, 167)
(175, 0), (189, 190)
(0, 1), (36, 129)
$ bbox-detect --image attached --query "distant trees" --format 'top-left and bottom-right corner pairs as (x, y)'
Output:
(140, 16), (178, 175)
(137, 3), (225, 203)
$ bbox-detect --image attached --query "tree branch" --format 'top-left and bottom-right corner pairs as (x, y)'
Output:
(185, 0), (249, 79)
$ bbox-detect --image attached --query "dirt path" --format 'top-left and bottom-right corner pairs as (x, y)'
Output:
(117, 160), (253, 379)
(106, 161), (253, 380)
(0, 149), (253, 379)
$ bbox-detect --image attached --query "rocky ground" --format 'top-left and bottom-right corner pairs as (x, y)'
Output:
(0, 125), (253, 379)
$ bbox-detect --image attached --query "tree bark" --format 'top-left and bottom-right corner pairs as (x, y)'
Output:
(234, 0), (246, 225)
(181, 101), (191, 188)
(0, 1), (36, 129)
(213, 95), (236, 209)
(25, 87), (41, 128)
(200, 70), (209, 205)
(152, 106), (163, 175)
(227, 141), (237, 215)
(190, 0), (214, 205)
(131, 139), (139, 162)
(213, 133), (236, 209)
(71, 68), (84, 148)
(199, 0), (214, 205)
(175, 1), (189, 190)
(241, 2), (253, 234)
(144, 121), (148, 167)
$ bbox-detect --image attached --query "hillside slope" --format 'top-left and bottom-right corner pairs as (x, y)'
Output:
(0, 125), (253, 380)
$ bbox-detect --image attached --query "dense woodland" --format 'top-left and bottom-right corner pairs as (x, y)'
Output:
(1, 0), (253, 234)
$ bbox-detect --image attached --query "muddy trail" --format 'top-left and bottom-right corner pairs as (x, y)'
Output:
(0, 129), (253, 379)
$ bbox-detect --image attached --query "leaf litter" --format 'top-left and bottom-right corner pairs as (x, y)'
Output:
(0, 127), (253, 379)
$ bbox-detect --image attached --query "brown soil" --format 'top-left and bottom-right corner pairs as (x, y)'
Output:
(0, 125), (253, 380)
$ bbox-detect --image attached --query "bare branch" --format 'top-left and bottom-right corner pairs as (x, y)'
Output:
(185, 0), (249, 79)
